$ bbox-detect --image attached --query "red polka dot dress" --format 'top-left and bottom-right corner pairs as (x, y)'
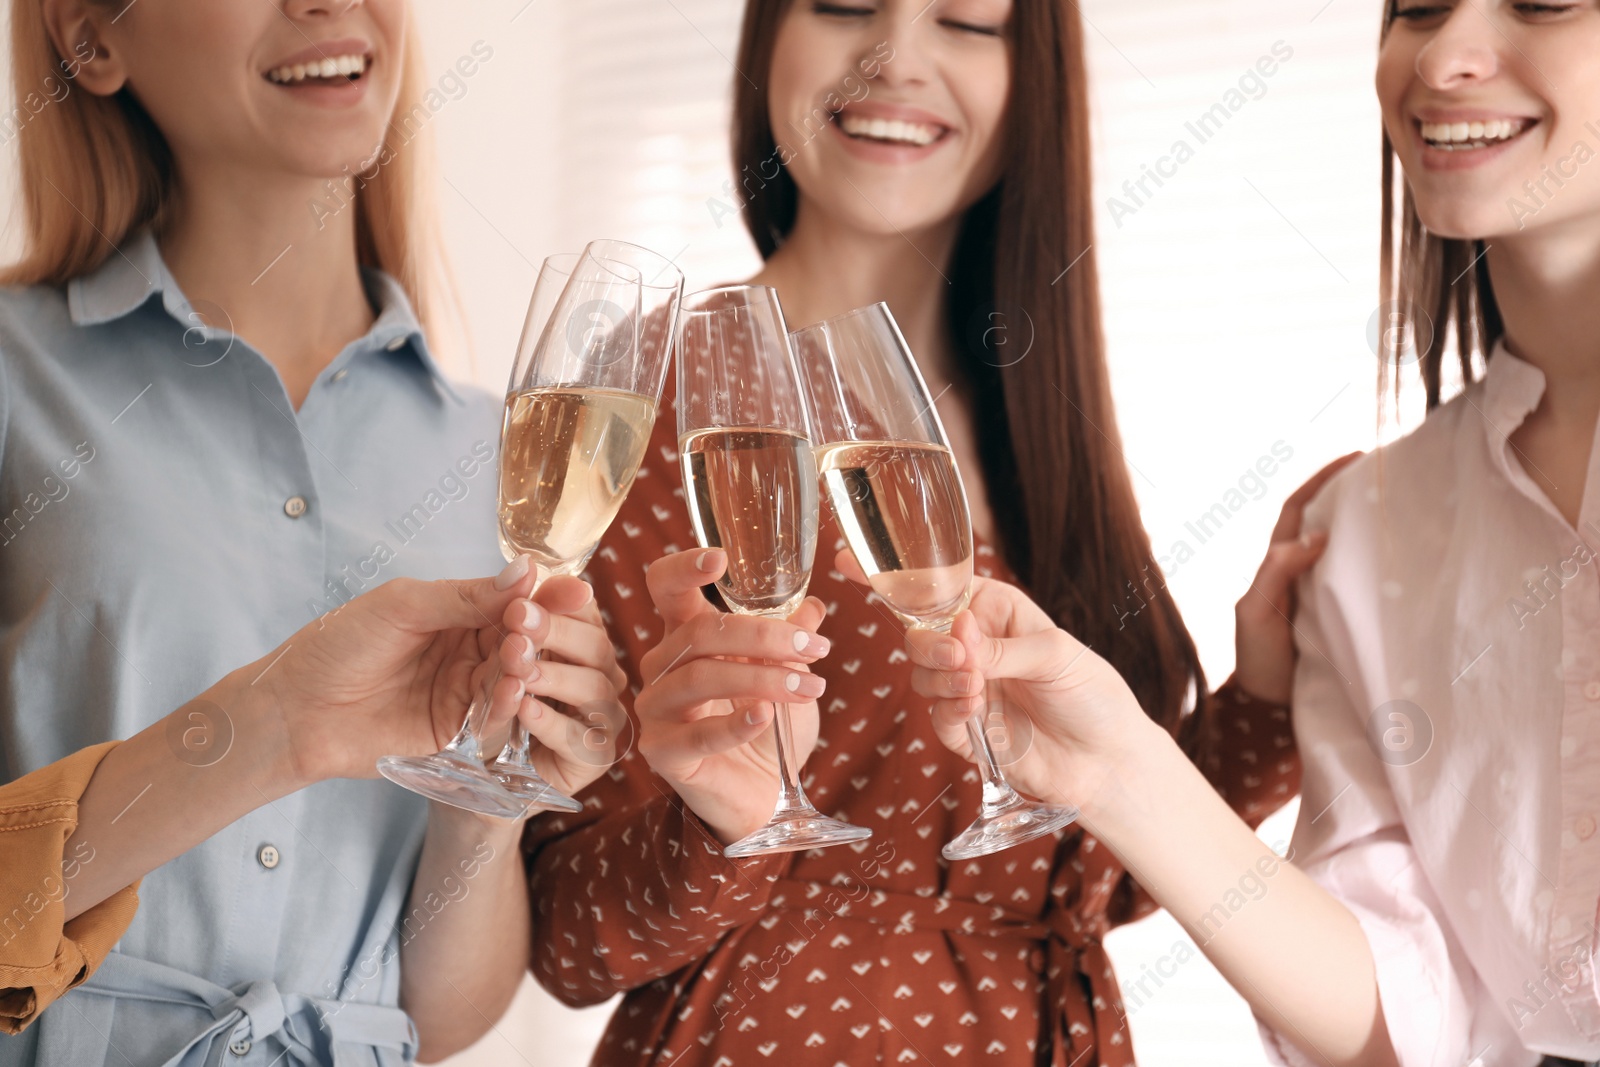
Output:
(523, 381), (1300, 1067)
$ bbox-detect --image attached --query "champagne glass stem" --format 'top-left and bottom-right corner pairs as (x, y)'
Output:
(443, 669), (499, 763)
(770, 701), (816, 817)
(964, 680), (1025, 811)
(934, 620), (1023, 810)
(933, 621), (1078, 860)
(494, 647), (542, 767)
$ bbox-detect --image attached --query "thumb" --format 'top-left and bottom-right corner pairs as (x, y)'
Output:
(953, 610), (1091, 687)
(646, 549), (726, 629)
(387, 556), (543, 636)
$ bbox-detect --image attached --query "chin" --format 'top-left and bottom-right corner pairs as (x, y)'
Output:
(803, 175), (967, 239)
(1411, 202), (1510, 243)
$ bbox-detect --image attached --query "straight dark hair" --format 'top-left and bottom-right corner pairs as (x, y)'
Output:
(1378, 5), (1501, 410)
(731, 0), (1208, 740)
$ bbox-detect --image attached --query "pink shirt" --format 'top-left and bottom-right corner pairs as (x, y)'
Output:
(1264, 345), (1600, 1066)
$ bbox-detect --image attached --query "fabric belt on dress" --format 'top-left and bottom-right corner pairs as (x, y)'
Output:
(39, 951), (418, 1067)
(1543, 1058), (1600, 1066)
(771, 879), (1120, 1066)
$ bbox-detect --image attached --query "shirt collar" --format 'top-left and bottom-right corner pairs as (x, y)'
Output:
(66, 229), (459, 404)
(1478, 338), (1546, 441)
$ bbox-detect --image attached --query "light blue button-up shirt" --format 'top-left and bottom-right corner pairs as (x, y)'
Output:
(0, 232), (505, 1066)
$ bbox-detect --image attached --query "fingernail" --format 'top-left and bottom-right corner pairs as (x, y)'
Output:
(518, 635), (536, 662)
(786, 672), (825, 697)
(932, 641), (959, 669)
(697, 549), (723, 573)
(495, 555), (531, 590)
(952, 672), (975, 695)
(793, 631), (830, 657)
(746, 705), (771, 726)
(521, 601), (543, 630)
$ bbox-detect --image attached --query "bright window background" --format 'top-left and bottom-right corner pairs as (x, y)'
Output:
(0, 0), (1409, 1063)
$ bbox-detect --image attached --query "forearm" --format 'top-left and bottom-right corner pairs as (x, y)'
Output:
(527, 795), (789, 1005)
(401, 805), (529, 1063)
(63, 669), (299, 921)
(1079, 721), (1397, 1067)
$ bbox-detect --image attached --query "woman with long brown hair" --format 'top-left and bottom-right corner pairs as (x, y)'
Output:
(0, 0), (624, 1062)
(873, 1), (1600, 1065)
(523, 1), (1338, 1062)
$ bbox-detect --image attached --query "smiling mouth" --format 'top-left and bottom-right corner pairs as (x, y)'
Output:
(833, 111), (949, 148)
(1418, 117), (1535, 152)
(265, 53), (369, 86)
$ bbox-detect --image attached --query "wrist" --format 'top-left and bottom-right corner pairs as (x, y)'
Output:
(1073, 716), (1181, 841)
(204, 664), (309, 798)
(427, 798), (531, 839)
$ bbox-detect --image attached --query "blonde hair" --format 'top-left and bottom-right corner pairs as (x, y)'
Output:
(1, 0), (446, 340)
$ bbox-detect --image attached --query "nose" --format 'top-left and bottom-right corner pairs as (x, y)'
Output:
(1413, 3), (1500, 91)
(868, 1), (935, 90)
(284, 0), (364, 17)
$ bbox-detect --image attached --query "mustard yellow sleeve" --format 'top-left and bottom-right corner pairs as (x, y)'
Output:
(0, 741), (141, 1034)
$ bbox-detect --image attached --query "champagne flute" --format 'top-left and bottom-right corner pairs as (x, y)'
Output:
(676, 285), (872, 858)
(793, 303), (1079, 860)
(377, 246), (671, 818)
(487, 241), (683, 797)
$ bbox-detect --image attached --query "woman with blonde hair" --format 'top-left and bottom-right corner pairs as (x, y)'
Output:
(0, 0), (624, 1064)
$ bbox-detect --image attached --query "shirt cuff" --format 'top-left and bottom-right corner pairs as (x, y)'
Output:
(0, 742), (142, 1034)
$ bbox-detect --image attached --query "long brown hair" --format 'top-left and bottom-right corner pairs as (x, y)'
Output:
(1378, 6), (1500, 411)
(732, 0), (1207, 738)
(2, 0), (444, 339)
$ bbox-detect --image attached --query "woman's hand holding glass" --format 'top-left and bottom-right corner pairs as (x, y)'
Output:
(633, 548), (832, 847)
(886, 561), (1158, 818)
(260, 564), (624, 797)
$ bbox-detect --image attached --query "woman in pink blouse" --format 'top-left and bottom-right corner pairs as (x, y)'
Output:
(898, 3), (1600, 1066)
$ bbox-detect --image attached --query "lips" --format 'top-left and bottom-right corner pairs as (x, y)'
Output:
(262, 38), (372, 87)
(835, 112), (947, 147)
(1417, 116), (1536, 151)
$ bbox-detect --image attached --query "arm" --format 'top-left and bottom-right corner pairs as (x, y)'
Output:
(524, 548), (833, 1006)
(61, 564), (543, 919)
(902, 575), (1400, 1067)
(524, 784), (791, 1007)
(1187, 453), (1363, 826)
(3, 561), (546, 1031)
(403, 577), (632, 1062)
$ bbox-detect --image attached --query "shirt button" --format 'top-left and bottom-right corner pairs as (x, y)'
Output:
(1562, 737), (1578, 758)
(1578, 815), (1596, 840)
(1585, 681), (1600, 702)
(330, 368), (349, 383)
(385, 335), (407, 352)
(257, 843), (280, 870)
(283, 496), (308, 519)
(229, 1038), (252, 1056)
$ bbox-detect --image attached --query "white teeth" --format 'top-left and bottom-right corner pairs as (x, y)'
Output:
(266, 53), (368, 84)
(1419, 117), (1528, 149)
(837, 113), (942, 147)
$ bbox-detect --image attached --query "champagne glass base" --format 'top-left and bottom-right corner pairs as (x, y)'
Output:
(724, 811), (873, 858)
(489, 762), (584, 814)
(941, 796), (1079, 861)
(377, 753), (530, 820)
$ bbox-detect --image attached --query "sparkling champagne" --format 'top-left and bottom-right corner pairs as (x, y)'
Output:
(499, 386), (656, 569)
(681, 426), (819, 617)
(817, 440), (974, 630)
